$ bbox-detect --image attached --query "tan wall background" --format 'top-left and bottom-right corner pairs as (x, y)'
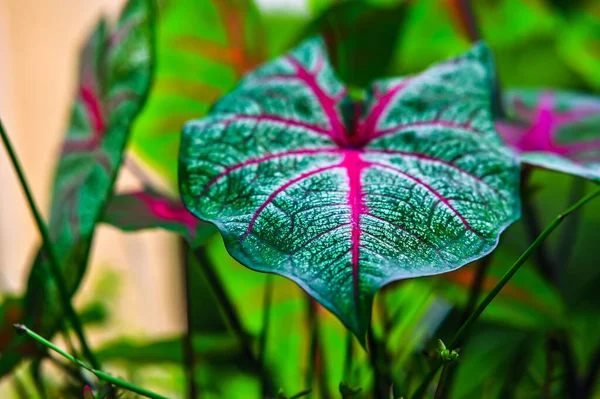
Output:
(0, 0), (184, 355)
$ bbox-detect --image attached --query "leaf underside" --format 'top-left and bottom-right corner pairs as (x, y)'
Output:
(497, 89), (600, 181)
(103, 189), (216, 247)
(179, 38), (520, 341)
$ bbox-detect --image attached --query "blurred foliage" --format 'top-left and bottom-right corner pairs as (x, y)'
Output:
(1, 0), (600, 398)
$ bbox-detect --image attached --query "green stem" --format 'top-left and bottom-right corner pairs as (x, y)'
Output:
(343, 330), (353, 381)
(259, 275), (273, 398)
(14, 324), (168, 399)
(0, 119), (100, 370)
(193, 246), (274, 394)
(433, 362), (451, 399)
(411, 187), (600, 399)
(180, 242), (199, 399)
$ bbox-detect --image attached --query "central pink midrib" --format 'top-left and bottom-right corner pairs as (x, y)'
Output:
(64, 85), (105, 153)
(343, 151), (367, 311)
(240, 151), (368, 312)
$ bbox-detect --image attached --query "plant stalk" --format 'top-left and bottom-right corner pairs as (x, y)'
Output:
(411, 187), (600, 399)
(14, 324), (168, 399)
(258, 275), (273, 398)
(0, 119), (100, 370)
(433, 362), (452, 399)
(193, 246), (274, 394)
(180, 241), (199, 399)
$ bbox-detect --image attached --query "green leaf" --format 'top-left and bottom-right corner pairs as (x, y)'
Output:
(0, 0), (154, 376)
(497, 89), (600, 181)
(179, 38), (521, 342)
(131, 0), (264, 186)
(102, 189), (216, 247)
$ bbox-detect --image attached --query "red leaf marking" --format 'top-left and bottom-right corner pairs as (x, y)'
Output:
(63, 85), (105, 154)
(286, 55), (348, 146)
(244, 163), (341, 238)
(364, 148), (503, 197)
(360, 80), (412, 140)
(202, 148), (344, 196)
(366, 213), (445, 261)
(230, 114), (336, 139)
(135, 192), (198, 236)
(500, 92), (600, 157)
(80, 85), (105, 133)
(366, 160), (481, 237)
(369, 118), (485, 142)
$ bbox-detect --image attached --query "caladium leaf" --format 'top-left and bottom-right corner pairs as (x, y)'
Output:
(0, 0), (154, 376)
(496, 90), (600, 181)
(179, 38), (520, 341)
(130, 0), (264, 185)
(102, 190), (216, 247)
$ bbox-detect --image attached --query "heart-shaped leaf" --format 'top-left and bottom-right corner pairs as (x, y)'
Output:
(102, 190), (216, 247)
(179, 38), (520, 341)
(0, 0), (154, 376)
(496, 90), (600, 181)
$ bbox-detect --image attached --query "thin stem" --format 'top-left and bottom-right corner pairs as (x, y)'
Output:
(556, 335), (581, 399)
(542, 339), (555, 399)
(556, 178), (586, 284)
(438, 255), (493, 399)
(258, 275), (273, 398)
(305, 297), (330, 399)
(368, 325), (391, 399)
(433, 362), (451, 399)
(180, 241), (199, 399)
(411, 187), (600, 399)
(582, 344), (600, 398)
(0, 119), (100, 370)
(343, 330), (353, 381)
(192, 246), (274, 394)
(521, 167), (557, 283)
(14, 325), (168, 399)
(289, 389), (313, 399)
(456, 0), (481, 42)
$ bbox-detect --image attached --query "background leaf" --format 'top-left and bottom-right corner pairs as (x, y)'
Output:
(0, 0), (154, 376)
(497, 89), (600, 180)
(130, 0), (265, 186)
(102, 189), (216, 247)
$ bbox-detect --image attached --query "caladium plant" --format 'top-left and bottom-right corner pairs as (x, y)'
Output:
(497, 90), (600, 181)
(179, 38), (521, 341)
(0, 0), (154, 376)
(103, 189), (216, 247)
